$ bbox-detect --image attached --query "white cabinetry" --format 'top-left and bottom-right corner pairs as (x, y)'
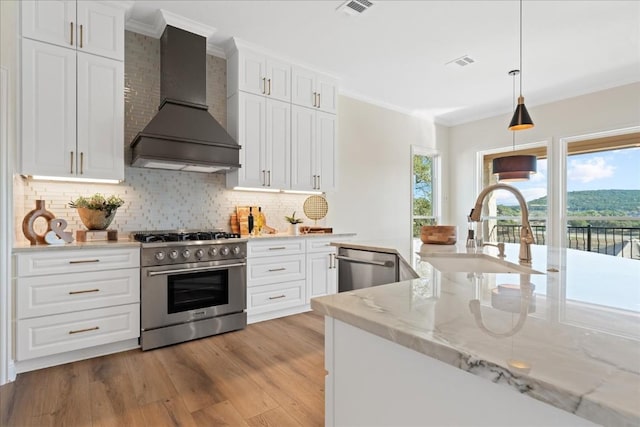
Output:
(226, 42), (338, 191)
(306, 238), (337, 298)
(246, 237), (340, 323)
(246, 239), (306, 322)
(291, 106), (337, 192)
(227, 92), (290, 188)
(14, 247), (140, 371)
(21, 0), (124, 60)
(20, 0), (125, 181)
(292, 65), (338, 114)
(227, 47), (290, 102)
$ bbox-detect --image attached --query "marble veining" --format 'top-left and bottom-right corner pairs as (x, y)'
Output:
(312, 243), (640, 426)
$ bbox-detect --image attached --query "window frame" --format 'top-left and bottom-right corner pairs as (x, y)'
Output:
(410, 145), (440, 238)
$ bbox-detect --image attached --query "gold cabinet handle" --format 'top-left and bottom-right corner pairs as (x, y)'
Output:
(267, 170), (271, 186)
(268, 295), (286, 300)
(317, 174), (321, 189)
(268, 78), (272, 95)
(69, 326), (99, 335)
(268, 267), (286, 272)
(80, 152), (84, 174)
(268, 247), (286, 250)
(317, 93), (321, 108)
(313, 92), (317, 107)
(79, 24), (83, 48)
(70, 151), (74, 174)
(69, 259), (100, 264)
(69, 288), (100, 295)
(262, 169), (266, 186)
(70, 22), (74, 45)
(262, 77), (266, 94)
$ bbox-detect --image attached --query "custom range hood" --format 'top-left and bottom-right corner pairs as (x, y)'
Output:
(130, 25), (240, 173)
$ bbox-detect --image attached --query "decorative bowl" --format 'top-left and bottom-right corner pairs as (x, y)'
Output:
(77, 208), (117, 230)
(420, 225), (457, 245)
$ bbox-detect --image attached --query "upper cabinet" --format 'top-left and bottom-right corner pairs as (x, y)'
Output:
(228, 47), (291, 102)
(20, 0), (125, 181)
(291, 66), (338, 114)
(21, 0), (124, 61)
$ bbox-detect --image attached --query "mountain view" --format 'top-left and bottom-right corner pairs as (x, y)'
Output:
(497, 189), (640, 227)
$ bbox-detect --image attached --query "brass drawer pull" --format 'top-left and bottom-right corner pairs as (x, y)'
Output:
(268, 247), (286, 250)
(79, 24), (83, 48)
(70, 22), (74, 45)
(80, 152), (84, 174)
(69, 259), (100, 264)
(268, 295), (286, 300)
(262, 77), (266, 94)
(69, 326), (99, 335)
(70, 151), (74, 174)
(268, 267), (286, 272)
(69, 288), (100, 295)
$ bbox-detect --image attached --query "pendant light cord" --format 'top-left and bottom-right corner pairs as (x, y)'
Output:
(519, 0), (523, 97)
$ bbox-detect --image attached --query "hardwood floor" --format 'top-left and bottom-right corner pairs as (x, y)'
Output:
(0, 311), (325, 427)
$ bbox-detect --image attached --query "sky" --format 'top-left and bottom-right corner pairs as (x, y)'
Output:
(494, 147), (640, 206)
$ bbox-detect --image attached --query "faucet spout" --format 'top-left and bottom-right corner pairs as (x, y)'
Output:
(469, 183), (534, 264)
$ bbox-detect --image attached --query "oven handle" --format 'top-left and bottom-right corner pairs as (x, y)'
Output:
(147, 262), (246, 277)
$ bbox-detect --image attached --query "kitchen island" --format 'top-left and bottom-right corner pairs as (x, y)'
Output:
(311, 243), (640, 426)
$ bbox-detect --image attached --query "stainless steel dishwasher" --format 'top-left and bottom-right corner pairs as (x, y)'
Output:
(336, 248), (399, 292)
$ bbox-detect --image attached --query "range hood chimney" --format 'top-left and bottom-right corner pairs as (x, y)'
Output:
(130, 25), (240, 173)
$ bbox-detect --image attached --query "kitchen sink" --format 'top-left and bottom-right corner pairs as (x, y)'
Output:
(419, 253), (544, 274)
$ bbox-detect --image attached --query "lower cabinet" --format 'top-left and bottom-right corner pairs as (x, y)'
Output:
(246, 237), (338, 323)
(13, 246), (140, 372)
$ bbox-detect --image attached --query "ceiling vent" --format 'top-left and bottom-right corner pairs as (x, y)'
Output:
(338, 0), (374, 15)
(446, 55), (476, 67)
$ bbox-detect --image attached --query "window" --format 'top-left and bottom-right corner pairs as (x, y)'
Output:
(411, 147), (438, 237)
(565, 133), (640, 259)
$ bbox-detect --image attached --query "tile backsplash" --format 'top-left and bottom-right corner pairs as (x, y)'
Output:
(13, 31), (314, 244)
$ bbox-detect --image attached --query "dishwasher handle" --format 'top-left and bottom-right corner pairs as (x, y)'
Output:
(335, 254), (395, 268)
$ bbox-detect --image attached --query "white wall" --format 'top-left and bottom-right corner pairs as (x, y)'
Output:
(446, 82), (640, 236)
(326, 95), (443, 260)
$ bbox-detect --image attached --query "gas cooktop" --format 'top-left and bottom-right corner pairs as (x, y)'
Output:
(132, 230), (241, 244)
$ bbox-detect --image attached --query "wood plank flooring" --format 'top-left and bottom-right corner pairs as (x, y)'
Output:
(0, 311), (325, 427)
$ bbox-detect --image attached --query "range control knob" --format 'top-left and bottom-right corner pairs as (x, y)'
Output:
(155, 251), (165, 261)
(209, 247), (218, 256)
(168, 250), (179, 260)
(232, 246), (241, 255)
(182, 249), (191, 259)
(220, 246), (230, 256)
(195, 249), (204, 259)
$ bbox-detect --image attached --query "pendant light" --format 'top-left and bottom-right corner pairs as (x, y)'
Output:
(508, 0), (534, 131)
(493, 69), (537, 182)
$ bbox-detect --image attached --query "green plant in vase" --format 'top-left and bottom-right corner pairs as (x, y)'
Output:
(285, 211), (303, 235)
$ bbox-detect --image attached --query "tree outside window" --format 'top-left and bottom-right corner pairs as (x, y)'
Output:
(412, 151), (437, 237)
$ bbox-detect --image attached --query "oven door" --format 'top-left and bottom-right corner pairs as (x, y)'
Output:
(141, 260), (246, 330)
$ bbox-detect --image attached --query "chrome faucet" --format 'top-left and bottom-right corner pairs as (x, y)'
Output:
(468, 183), (534, 264)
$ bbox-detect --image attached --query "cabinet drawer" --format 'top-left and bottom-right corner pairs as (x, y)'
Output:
(16, 303), (140, 361)
(247, 254), (305, 286)
(16, 247), (140, 276)
(248, 280), (305, 314)
(248, 239), (304, 257)
(17, 268), (139, 319)
(307, 238), (337, 253)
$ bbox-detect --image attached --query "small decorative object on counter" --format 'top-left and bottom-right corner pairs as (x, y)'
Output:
(69, 193), (124, 230)
(420, 225), (457, 245)
(285, 211), (303, 236)
(49, 218), (74, 243)
(22, 199), (56, 245)
(256, 207), (264, 235)
(248, 207), (254, 235)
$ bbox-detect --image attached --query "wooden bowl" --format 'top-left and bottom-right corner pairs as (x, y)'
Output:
(420, 225), (457, 245)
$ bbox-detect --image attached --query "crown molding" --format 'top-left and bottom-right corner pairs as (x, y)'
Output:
(125, 10), (216, 40)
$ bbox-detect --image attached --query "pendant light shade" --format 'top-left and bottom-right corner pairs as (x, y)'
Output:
(493, 155), (537, 181)
(508, 0), (534, 131)
(509, 96), (534, 130)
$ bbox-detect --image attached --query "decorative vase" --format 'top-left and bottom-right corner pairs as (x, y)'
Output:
(22, 199), (56, 245)
(77, 208), (117, 230)
(288, 223), (299, 236)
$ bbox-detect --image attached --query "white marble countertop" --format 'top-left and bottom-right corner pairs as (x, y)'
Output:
(312, 243), (640, 426)
(13, 239), (141, 252)
(245, 232), (356, 240)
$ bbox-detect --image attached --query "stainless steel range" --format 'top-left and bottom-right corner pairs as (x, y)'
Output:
(133, 231), (247, 350)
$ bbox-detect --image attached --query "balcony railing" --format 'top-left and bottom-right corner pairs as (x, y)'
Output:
(488, 224), (640, 260)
